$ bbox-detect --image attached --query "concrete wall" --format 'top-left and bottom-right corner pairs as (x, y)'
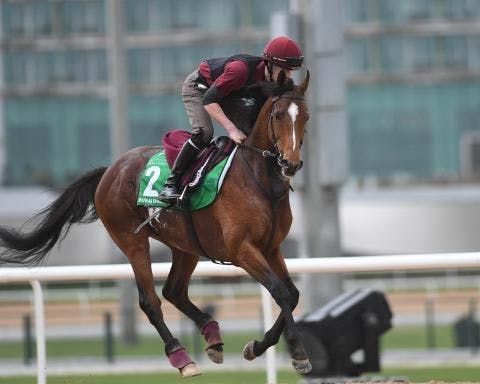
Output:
(340, 185), (480, 255)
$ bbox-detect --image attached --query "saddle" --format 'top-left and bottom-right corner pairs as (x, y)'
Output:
(162, 130), (235, 197)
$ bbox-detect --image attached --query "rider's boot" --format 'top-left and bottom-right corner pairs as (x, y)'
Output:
(158, 140), (200, 203)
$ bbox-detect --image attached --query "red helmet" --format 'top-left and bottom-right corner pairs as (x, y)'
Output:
(263, 36), (304, 70)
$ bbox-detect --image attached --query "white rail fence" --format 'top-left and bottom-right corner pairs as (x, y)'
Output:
(1, 252), (480, 384)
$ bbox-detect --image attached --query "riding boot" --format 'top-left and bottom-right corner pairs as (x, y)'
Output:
(159, 140), (200, 203)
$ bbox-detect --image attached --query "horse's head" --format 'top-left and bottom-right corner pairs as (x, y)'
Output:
(267, 70), (310, 178)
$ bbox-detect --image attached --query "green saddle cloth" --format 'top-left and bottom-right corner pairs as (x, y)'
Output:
(137, 150), (230, 210)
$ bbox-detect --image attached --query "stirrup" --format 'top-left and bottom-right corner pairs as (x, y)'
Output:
(158, 185), (181, 203)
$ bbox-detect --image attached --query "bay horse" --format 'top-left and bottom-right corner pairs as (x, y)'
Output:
(0, 70), (311, 377)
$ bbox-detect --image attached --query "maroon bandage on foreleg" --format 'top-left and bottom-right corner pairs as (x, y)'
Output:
(167, 346), (194, 369)
(201, 320), (223, 348)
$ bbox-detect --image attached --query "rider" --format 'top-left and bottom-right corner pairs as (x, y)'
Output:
(158, 36), (304, 203)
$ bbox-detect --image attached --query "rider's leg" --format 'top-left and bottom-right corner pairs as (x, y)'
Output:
(158, 71), (213, 203)
(158, 139), (201, 202)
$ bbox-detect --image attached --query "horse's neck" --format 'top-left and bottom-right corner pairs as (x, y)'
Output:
(239, 98), (290, 194)
(245, 99), (273, 150)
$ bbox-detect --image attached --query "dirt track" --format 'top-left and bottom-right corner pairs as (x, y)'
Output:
(1, 289), (479, 330)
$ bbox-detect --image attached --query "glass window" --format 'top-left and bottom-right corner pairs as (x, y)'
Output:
(33, 0), (52, 35)
(407, 37), (434, 71)
(124, 0), (288, 32)
(345, 0), (370, 22)
(63, 0), (105, 34)
(77, 122), (110, 169)
(381, 36), (404, 73)
(445, 0), (480, 20)
(405, 0), (432, 21)
(34, 52), (49, 85)
(3, 2), (26, 36)
(5, 123), (53, 186)
(50, 51), (69, 82)
(125, 0), (150, 32)
(347, 39), (369, 73)
(467, 36), (480, 71)
(4, 52), (30, 85)
(128, 49), (152, 83)
(444, 36), (468, 68)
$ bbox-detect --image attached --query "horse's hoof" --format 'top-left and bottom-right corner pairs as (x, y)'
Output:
(180, 363), (201, 378)
(206, 344), (223, 364)
(292, 358), (312, 374)
(242, 340), (256, 361)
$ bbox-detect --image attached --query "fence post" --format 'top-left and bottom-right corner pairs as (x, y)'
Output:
(23, 314), (33, 365)
(261, 286), (276, 384)
(468, 299), (478, 355)
(30, 280), (46, 384)
(104, 312), (115, 363)
(425, 298), (436, 350)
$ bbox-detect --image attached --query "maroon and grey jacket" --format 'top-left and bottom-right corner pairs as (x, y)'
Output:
(198, 54), (265, 105)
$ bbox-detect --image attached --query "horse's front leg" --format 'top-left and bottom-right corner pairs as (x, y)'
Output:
(243, 275), (299, 358)
(244, 249), (299, 357)
(237, 244), (312, 374)
(162, 248), (224, 364)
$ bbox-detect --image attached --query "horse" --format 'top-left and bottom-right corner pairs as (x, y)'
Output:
(0, 69), (311, 377)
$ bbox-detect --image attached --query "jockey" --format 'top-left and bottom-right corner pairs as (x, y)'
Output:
(158, 36), (304, 203)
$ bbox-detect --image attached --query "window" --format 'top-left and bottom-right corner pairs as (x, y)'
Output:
(467, 36), (480, 71)
(345, 0), (370, 22)
(444, 36), (468, 69)
(5, 123), (53, 185)
(347, 39), (369, 73)
(408, 37), (434, 71)
(63, 0), (105, 35)
(381, 37), (404, 73)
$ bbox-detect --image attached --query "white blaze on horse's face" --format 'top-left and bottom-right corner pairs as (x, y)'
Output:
(288, 102), (299, 151)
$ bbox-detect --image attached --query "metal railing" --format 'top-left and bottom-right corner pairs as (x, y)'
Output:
(1, 252), (480, 384)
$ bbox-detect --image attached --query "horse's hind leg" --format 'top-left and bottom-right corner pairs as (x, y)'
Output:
(108, 233), (200, 377)
(162, 248), (224, 364)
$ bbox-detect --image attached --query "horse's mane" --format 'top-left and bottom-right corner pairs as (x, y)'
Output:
(247, 77), (295, 97)
(219, 78), (295, 135)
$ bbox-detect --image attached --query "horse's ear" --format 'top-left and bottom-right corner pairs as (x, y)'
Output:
(299, 70), (310, 95)
(276, 69), (287, 86)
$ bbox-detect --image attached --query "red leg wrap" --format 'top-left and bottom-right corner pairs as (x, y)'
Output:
(167, 346), (194, 369)
(201, 320), (224, 348)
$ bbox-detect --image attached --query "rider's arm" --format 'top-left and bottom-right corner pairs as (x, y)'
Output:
(202, 61), (248, 144)
(203, 102), (245, 144)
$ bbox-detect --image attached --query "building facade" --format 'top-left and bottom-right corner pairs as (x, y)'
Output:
(0, 0), (286, 186)
(1, 0), (480, 186)
(345, 0), (480, 180)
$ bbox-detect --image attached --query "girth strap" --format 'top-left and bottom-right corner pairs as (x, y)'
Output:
(182, 200), (233, 265)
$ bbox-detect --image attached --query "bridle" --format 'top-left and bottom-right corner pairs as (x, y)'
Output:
(240, 93), (305, 167)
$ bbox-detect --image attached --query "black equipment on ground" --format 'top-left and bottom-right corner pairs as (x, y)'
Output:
(296, 289), (392, 378)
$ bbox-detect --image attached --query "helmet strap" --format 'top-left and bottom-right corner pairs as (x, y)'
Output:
(266, 60), (274, 82)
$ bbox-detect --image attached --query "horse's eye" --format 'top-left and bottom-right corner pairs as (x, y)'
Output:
(274, 112), (284, 120)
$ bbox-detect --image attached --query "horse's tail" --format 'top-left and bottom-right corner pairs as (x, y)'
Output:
(0, 166), (108, 266)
